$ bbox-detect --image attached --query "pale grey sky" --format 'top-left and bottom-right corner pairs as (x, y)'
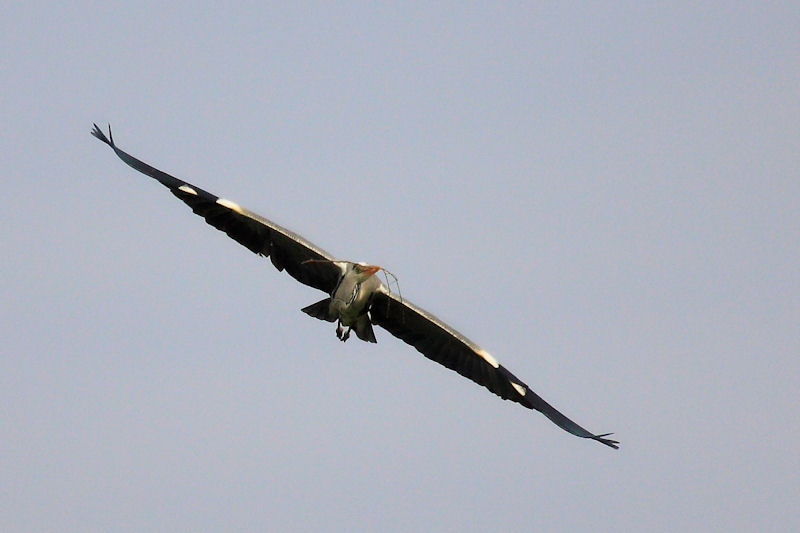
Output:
(2, 2), (798, 531)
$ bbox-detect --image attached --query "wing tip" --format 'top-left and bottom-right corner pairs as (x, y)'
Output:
(592, 433), (620, 449)
(91, 123), (113, 146)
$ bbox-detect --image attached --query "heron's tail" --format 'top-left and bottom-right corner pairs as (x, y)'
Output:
(301, 298), (336, 322)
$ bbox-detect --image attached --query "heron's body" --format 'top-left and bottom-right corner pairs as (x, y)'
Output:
(302, 261), (383, 343)
(91, 124), (619, 449)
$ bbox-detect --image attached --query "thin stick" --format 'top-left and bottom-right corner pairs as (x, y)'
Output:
(380, 267), (403, 304)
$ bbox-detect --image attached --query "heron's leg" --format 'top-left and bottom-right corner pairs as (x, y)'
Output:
(336, 321), (351, 342)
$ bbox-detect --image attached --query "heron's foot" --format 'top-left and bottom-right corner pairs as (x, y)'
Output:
(336, 322), (351, 342)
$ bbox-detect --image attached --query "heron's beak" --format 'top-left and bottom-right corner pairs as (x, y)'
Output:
(365, 265), (381, 276)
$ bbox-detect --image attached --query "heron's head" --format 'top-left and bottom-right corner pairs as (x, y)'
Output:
(352, 262), (381, 280)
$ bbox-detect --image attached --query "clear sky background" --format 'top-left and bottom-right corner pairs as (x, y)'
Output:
(2, 2), (797, 531)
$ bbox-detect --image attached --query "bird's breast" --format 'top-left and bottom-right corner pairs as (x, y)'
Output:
(330, 276), (381, 325)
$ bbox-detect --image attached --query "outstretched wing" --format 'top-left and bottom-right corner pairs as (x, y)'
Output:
(91, 124), (341, 293)
(370, 289), (619, 449)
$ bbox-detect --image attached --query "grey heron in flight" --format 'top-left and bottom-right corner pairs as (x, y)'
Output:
(91, 124), (618, 449)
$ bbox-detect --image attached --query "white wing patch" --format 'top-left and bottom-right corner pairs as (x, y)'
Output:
(178, 184), (198, 195)
(476, 348), (500, 369)
(511, 382), (527, 396)
(217, 198), (245, 214)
